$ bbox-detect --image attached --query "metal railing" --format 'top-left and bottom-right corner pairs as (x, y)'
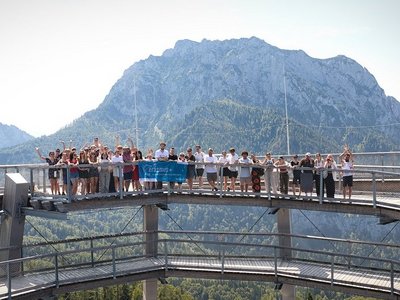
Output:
(0, 231), (399, 298)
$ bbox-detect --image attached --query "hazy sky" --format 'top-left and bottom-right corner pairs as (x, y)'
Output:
(1, 0), (399, 137)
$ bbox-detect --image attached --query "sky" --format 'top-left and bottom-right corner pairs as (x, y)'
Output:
(0, 0), (399, 137)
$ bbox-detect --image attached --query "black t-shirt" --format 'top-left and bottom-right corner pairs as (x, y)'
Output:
(291, 160), (301, 178)
(168, 154), (178, 161)
(300, 158), (314, 174)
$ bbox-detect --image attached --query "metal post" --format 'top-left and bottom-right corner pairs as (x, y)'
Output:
(112, 246), (116, 279)
(221, 247), (225, 275)
(29, 168), (34, 196)
(164, 241), (168, 270)
(66, 165), (71, 203)
(390, 262), (394, 295)
(331, 255), (334, 286)
(90, 239), (95, 267)
(7, 261), (11, 300)
(372, 172), (377, 208)
(274, 247), (277, 279)
(219, 165), (223, 198)
(347, 242), (351, 269)
(42, 168), (46, 194)
(55, 254), (59, 288)
(319, 171), (323, 204)
(119, 165), (123, 199)
(20, 248), (24, 274)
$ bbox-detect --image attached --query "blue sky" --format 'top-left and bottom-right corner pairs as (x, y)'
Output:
(0, 0), (399, 137)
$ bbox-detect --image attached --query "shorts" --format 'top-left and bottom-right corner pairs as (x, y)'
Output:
(343, 175), (353, 187)
(89, 167), (99, 178)
(206, 172), (217, 182)
(292, 175), (300, 185)
(70, 172), (79, 183)
(187, 166), (196, 179)
(229, 171), (238, 178)
(222, 167), (230, 177)
(48, 169), (60, 180)
(124, 171), (133, 181)
(240, 177), (252, 185)
(79, 170), (89, 179)
(196, 168), (204, 177)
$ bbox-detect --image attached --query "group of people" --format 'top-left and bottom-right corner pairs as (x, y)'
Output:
(35, 137), (354, 200)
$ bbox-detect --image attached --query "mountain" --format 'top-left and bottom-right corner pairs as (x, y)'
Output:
(1, 37), (400, 164)
(0, 122), (34, 149)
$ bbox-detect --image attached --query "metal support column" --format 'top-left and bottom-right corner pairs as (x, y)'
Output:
(0, 173), (29, 276)
(276, 208), (295, 299)
(143, 205), (159, 300)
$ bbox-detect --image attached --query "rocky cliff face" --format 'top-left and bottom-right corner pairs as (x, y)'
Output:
(0, 37), (399, 164)
(0, 123), (33, 149)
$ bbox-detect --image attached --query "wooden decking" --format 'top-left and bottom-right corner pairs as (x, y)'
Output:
(1, 256), (399, 299)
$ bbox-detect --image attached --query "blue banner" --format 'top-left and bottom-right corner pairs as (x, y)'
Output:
(138, 161), (187, 182)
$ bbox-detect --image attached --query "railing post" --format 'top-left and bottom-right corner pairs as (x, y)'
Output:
(7, 261), (11, 300)
(20, 247), (24, 274)
(42, 168), (46, 194)
(221, 247), (225, 275)
(67, 165), (71, 203)
(319, 171), (323, 204)
(347, 242), (351, 270)
(55, 254), (59, 288)
(274, 247), (277, 279)
(164, 240), (168, 271)
(112, 246), (116, 279)
(119, 165), (123, 199)
(29, 168), (34, 196)
(390, 262), (394, 295)
(331, 255), (334, 286)
(372, 172), (377, 208)
(90, 239), (95, 267)
(219, 165), (223, 198)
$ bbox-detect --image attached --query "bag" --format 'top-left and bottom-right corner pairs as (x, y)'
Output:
(322, 170), (328, 179)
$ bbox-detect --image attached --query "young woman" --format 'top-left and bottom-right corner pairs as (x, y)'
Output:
(324, 154), (338, 199)
(218, 151), (230, 191)
(78, 151), (89, 195)
(185, 148), (196, 192)
(35, 147), (60, 195)
(98, 152), (111, 194)
(68, 152), (80, 196)
(131, 147), (143, 191)
(88, 151), (99, 194)
(111, 148), (123, 192)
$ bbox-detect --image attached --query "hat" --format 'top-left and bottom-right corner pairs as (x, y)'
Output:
(241, 151), (248, 155)
(306, 152), (311, 156)
(208, 148), (213, 152)
(279, 156), (284, 160)
(160, 141), (166, 146)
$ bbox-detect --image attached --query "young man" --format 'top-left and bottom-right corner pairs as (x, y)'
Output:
(168, 147), (178, 191)
(154, 142), (169, 189)
(299, 152), (314, 197)
(238, 151), (252, 192)
(290, 154), (301, 197)
(340, 146), (354, 200)
(194, 145), (205, 189)
(226, 148), (239, 192)
(204, 148), (218, 191)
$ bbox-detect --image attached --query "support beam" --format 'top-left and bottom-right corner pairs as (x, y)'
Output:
(276, 208), (295, 299)
(143, 205), (159, 300)
(0, 173), (29, 276)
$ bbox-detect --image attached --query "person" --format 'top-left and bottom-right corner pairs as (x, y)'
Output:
(68, 152), (80, 196)
(78, 150), (90, 195)
(238, 151), (252, 192)
(143, 149), (156, 190)
(226, 148), (239, 192)
(262, 152), (277, 194)
(131, 146), (143, 191)
(88, 151), (99, 194)
(324, 154), (338, 198)
(204, 148), (218, 191)
(313, 153), (325, 197)
(299, 152), (314, 197)
(122, 146), (133, 192)
(35, 147), (60, 195)
(111, 147), (124, 192)
(168, 147), (178, 191)
(155, 142), (169, 189)
(194, 145), (205, 189)
(275, 156), (289, 195)
(218, 151), (230, 191)
(290, 154), (301, 197)
(176, 152), (187, 193)
(185, 147), (196, 192)
(98, 151), (111, 194)
(340, 146), (354, 200)
(56, 151), (69, 195)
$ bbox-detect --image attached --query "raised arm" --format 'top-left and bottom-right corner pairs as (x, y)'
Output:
(34, 147), (46, 161)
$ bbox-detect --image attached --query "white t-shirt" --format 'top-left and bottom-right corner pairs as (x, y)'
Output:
(194, 151), (205, 169)
(155, 149), (169, 160)
(204, 155), (217, 173)
(226, 153), (239, 171)
(239, 157), (252, 178)
(342, 161), (353, 177)
(111, 155), (123, 175)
